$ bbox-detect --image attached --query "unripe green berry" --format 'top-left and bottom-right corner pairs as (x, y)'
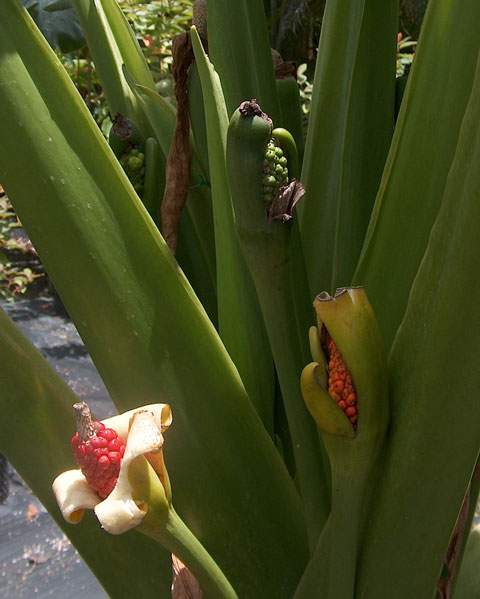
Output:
(262, 137), (289, 204)
(265, 150), (276, 161)
(128, 156), (144, 171)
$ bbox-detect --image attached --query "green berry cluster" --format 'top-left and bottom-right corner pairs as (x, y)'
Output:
(262, 138), (289, 204)
(119, 147), (145, 197)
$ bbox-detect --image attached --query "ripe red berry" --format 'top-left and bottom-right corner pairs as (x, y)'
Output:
(71, 402), (126, 499)
(326, 338), (358, 425)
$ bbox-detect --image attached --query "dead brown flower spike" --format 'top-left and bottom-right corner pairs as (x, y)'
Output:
(161, 32), (194, 254)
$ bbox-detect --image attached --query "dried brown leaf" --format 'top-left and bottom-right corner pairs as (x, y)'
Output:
(25, 503), (39, 520)
(162, 33), (194, 254)
(267, 179), (305, 223)
(171, 555), (204, 599)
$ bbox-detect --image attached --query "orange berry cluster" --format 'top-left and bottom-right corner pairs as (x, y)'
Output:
(327, 338), (358, 425)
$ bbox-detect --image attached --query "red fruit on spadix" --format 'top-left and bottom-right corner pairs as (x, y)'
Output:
(71, 402), (126, 499)
(326, 338), (358, 425)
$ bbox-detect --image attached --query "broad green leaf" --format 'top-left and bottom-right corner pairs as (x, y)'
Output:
(176, 207), (218, 328)
(356, 49), (480, 598)
(0, 306), (172, 598)
(0, 3), (309, 596)
(188, 63), (210, 178)
(299, 0), (397, 296)
(92, 0), (154, 90)
(354, 0), (480, 348)
(190, 27), (275, 432)
(207, 0), (281, 122)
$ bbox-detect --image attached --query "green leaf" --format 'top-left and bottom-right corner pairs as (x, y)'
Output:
(207, 0), (281, 122)
(354, 0), (480, 349)
(299, 0), (397, 296)
(355, 48), (480, 598)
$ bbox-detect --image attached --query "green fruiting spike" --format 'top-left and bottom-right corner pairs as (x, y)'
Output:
(301, 362), (355, 439)
(262, 137), (289, 204)
(119, 145), (146, 198)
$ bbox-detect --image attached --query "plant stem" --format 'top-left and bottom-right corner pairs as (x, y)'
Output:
(244, 236), (330, 547)
(146, 507), (240, 599)
(294, 439), (373, 598)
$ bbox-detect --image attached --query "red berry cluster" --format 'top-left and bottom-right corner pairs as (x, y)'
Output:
(72, 418), (126, 499)
(327, 338), (358, 425)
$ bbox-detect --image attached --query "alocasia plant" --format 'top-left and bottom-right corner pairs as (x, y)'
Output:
(0, 0), (479, 597)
